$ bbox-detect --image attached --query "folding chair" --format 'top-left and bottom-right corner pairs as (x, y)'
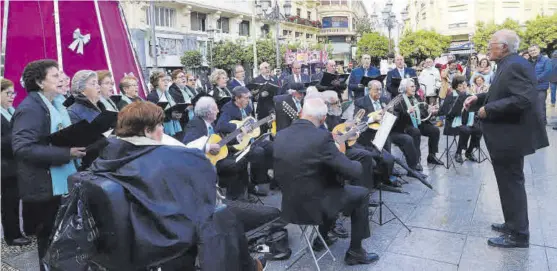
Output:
(436, 134), (459, 172)
(285, 224), (336, 271)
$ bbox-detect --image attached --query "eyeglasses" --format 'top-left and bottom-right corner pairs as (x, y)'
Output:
(188, 79), (196, 82)
(2, 91), (16, 97)
(487, 42), (506, 50)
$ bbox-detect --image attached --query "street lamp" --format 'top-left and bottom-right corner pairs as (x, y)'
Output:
(380, 0), (398, 54)
(207, 28), (216, 70)
(255, 0), (291, 70)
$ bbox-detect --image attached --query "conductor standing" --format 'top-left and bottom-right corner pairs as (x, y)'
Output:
(464, 29), (548, 248)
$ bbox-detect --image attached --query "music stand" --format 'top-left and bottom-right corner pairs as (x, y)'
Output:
(476, 144), (491, 164)
(436, 134), (459, 172)
(369, 186), (411, 233)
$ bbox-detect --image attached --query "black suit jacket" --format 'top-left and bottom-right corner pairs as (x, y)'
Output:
(273, 94), (300, 132)
(280, 74), (310, 95)
(182, 116), (210, 145)
(386, 68), (417, 98)
(252, 75), (278, 116)
(1, 114), (16, 180)
(438, 91), (475, 135)
(476, 53), (548, 159)
(273, 119), (362, 224)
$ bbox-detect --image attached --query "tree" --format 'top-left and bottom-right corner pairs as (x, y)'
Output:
(180, 50), (202, 71)
(398, 30), (451, 62)
(210, 40), (249, 70)
(255, 38), (285, 69)
(472, 19), (524, 54)
(354, 15), (375, 36)
(524, 14), (557, 55)
(356, 32), (390, 64)
(311, 42), (334, 57)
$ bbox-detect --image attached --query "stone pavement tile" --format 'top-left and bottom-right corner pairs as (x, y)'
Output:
(547, 247), (557, 271)
(368, 252), (458, 271)
(370, 181), (428, 205)
(471, 183), (504, 223)
(458, 236), (549, 271)
(407, 200), (475, 233)
(369, 202), (418, 223)
(536, 203), (557, 248)
(387, 227), (466, 264)
(420, 176), (481, 205)
(2, 250), (39, 271)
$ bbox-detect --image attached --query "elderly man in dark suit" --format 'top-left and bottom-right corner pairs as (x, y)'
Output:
(464, 29), (549, 248)
(228, 64), (247, 90)
(251, 62), (279, 133)
(274, 98), (379, 265)
(280, 61), (310, 95)
(273, 82), (306, 132)
(386, 55), (417, 98)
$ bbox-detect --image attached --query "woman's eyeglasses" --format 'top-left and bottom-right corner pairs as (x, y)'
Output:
(3, 91), (16, 97)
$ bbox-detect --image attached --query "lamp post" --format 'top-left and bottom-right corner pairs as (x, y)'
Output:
(207, 28), (216, 70)
(255, 0), (291, 70)
(380, 0), (397, 54)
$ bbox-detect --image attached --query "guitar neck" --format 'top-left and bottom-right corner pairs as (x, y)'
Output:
(336, 123), (368, 143)
(217, 115), (273, 147)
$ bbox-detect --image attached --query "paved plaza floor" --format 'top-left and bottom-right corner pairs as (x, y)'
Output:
(2, 114), (557, 271)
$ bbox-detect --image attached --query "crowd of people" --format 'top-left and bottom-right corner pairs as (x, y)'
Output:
(0, 29), (554, 270)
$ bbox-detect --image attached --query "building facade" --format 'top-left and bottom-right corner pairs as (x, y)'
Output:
(317, 0), (369, 65)
(402, 0), (557, 54)
(278, 0), (320, 48)
(120, 0), (273, 78)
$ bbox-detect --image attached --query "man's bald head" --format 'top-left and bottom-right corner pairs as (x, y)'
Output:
(488, 29), (520, 61)
(301, 98), (328, 126)
(326, 60), (336, 73)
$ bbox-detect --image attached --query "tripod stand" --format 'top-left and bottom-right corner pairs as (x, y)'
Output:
(476, 146), (491, 164)
(370, 186), (411, 233)
(436, 135), (458, 172)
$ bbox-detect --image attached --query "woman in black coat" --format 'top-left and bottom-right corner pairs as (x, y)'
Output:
(11, 60), (86, 270)
(1, 79), (31, 246)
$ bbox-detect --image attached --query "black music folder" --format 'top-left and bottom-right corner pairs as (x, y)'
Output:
(217, 97), (232, 109)
(360, 74), (387, 87)
(320, 72), (349, 86)
(191, 92), (212, 106)
(165, 103), (190, 113)
(304, 81), (320, 87)
(62, 95), (75, 107)
(109, 95), (122, 104)
(260, 82), (279, 96)
(156, 101), (169, 111)
(389, 77), (402, 89)
(246, 82), (263, 92)
(48, 111), (117, 148)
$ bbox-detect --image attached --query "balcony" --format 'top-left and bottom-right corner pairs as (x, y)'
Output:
(318, 27), (355, 36)
(285, 16), (322, 28)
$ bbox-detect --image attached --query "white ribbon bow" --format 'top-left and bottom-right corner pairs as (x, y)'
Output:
(68, 28), (90, 55)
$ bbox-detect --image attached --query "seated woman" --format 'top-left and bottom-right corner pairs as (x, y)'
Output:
(67, 70), (105, 123)
(439, 75), (482, 163)
(88, 101), (266, 271)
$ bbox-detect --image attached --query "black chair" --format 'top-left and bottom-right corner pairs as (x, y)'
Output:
(435, 120), (459, 172)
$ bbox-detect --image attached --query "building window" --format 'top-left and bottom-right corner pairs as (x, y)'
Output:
(261, 24), (270, 38)
(307, 11), (311, 20)
(295, 32), (302, 38)
(239, 20), (250, 36)
(217, 17), (230, 33)
(306, 33), (313, 39)
(296, 8), (301, 17)
(157, 37), (183, 56)
(283, 30), (289, 36)
(190, 12), (207, 31)
(146, 6), (176, 28)
(321, 0), (331, 5)
(448, 22), (468, 29)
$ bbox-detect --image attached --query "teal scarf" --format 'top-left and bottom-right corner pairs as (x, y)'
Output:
(100, 96), (118, 112)
(0, 106), (15, 121)
(121, 95), (133, 105)
(157, 89), (182, 136)
(402, 94), (420, 128)
(178, 86), (195, 120)
(38, 93), (78, 196)
(451, 91), (475, 128)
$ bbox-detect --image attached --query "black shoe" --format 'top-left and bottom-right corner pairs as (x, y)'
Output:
(491, 223), (511, 234)
(427, 154), (444, 165)
(344, 248), (379, 265)
(5, 237), (31, 246)
(369, 198), (380, 207)
(454, 153), (464, 164)
(487, 234), (529, 248)
(331, 221), (349, 239)
(465, 152), (478, 162)
(313, 235), (338, 252)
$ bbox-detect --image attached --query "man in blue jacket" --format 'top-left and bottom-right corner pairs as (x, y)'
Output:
(348, 54), (380, 99)
(527, 44), (553, 124)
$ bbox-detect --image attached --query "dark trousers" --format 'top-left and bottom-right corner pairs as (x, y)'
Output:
(217, 157), (249, 200)
(353, 143), (395, 186)
(223, 199), (282, 232)
(537, 91), (547, 124)
(1, 178), (23, 242)
(492, 155), (529, 236)
(24, 197), (61, 271)
(319, 185), (370, 247)
(389, 132), (419, 167)
(345, 146), (375, 189)
(247, 140), (273, 184)
(457, 126), (482, 153)
(418, 122), (440, 154)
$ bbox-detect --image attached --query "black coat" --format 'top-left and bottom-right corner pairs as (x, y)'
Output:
(117, 95), (142, 111)
(476, 53), (549, 159)
(182, 116), (210, 145)
(11, 92), (73, 201)
(273, 119), (362, 224)
(1, 114), (16, 180)
(438, 91), (476, 136)
(273, 94), (300, 133)
(252, 75), (278, 117)
(391, 94), (430, 133)
(67, 94), (106, 124)
(215, 101), (253, 135)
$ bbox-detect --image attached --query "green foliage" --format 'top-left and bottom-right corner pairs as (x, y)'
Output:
(210, 40), (250, 70)
(180, 50), (202, 70)
(356, 32), (390, 63)
(472, 19), (524, 54)
(524, 14), (557, 54)
(398, 30), (451, 62)
(354, 15), (374, 36)
(311, 42), (334, 56)
(255, 39), (285, 69)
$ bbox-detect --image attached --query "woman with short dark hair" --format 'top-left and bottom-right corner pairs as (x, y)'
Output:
(67, 70), (106, 123)
(117, 75), (142, 110)
(97, 70), (119, 112)
(12, 59), (86, 270)
(88, 101), (266, 270)
(1, 78), (31, 247)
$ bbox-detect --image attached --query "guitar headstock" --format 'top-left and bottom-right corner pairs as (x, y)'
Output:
(354, 109), (365, 122)
(282, 101), (299, 120)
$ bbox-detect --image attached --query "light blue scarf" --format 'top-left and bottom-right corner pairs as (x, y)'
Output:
(121, 95), (133, 105)
(38, 93), (78, 196)
(0, 106), (15, 121)
(157, 89), (182, 136)
(178, 86), (195, 120)
(451, 90), (475, 128)
(100, 96), (118, 112)
(402, 94), (420, 128)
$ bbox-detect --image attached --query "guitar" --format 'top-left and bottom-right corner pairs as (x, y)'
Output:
(271, 100), (299, 136)
(206, 114), (275, 165)
(332, 110), (368, 153)
(367, 95), (403, 130)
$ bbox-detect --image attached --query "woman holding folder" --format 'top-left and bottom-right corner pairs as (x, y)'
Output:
(11, 60), (86, 271)
(147, 71), (183, 139)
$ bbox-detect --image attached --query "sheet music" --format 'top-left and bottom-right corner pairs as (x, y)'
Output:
(185, 136), (208, 150)
(372, 112), (397, 150)
(161, 134), (187, 148)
